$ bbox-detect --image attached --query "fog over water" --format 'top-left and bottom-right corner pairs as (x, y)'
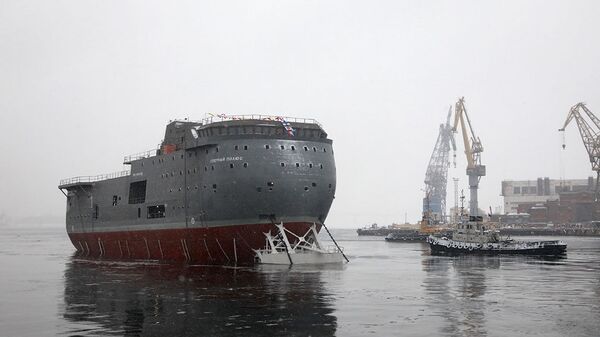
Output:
(1, 1), (599, 227)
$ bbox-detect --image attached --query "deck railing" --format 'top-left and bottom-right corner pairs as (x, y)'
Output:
(200, 114), (322, 128)
(123, 148), (159, 164)
(59, 170), (131, 186)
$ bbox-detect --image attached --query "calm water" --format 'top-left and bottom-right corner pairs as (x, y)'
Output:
(0, 226), (599, 337)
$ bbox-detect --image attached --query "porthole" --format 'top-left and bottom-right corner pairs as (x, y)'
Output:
(304, 146), (308, 151)
(296, 163), (300, 167)
(265, 145), (270, 149)
(257, 187), (262, 192)
(323, 148), (327, 152)
(313, 147), (317, 152)
(230, 163), (234, 168)
(212, 184), (217, 189)
(171, 172), (174, 177)
(309, 163), (313, 168)
(180, 171), (183, 175)
(280, 145), (285, 150)
(211, 166), (214, 171)
(267, 182), (274, 187)
(329, 184), (332, 188)
(235, 145), (239, 150)
(304, 186), (309, 191)
(291, 145), (296, 151)
(280, 162), (285, 167)
(244, 145), (248, 150)
(312, 182), (317, 187)
(243, 163), (248, 168)
(204, 166), (207, 171)
(320, 164), (323, 169)
(216, 147), (219, 153)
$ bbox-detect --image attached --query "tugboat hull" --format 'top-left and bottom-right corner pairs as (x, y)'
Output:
(427, 236), (567, 256)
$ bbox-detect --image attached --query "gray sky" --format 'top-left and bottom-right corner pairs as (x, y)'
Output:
(1, 0), (599, 227)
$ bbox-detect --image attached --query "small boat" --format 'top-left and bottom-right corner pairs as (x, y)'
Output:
(254, 222), (347, 265)
(427, 220), (567, 256)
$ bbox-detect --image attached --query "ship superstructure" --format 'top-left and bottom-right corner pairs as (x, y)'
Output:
(59, 115), (336, 264)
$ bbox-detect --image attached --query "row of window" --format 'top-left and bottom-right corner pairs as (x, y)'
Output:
(196, 125), (324, 138)
(159, 162), (326, 178)
(212, 144), (330, 153)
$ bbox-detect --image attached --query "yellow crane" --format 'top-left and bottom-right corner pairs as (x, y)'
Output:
(452, 97), (486, 220)
(559, 102), (600, 199)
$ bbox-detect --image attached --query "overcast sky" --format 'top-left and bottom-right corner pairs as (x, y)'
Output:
(1, 0), (599, 227)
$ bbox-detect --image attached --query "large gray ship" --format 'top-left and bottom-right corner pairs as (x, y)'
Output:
(58, 115), (336, 264)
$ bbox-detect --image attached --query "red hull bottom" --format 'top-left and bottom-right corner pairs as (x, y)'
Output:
(68, 222), (319, 265)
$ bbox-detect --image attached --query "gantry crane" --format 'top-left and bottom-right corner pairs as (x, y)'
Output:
(453, 97), (485, 220)
(423, 107), (457, 223)
(559, 102), (600, 199)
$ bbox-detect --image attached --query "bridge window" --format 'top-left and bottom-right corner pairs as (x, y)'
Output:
(243, 162), (248, 168)
(291, 145), (296, 151)
(265, 145), (270, 149)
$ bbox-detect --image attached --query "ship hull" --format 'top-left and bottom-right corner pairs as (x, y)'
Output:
(68, 222), (319, 265)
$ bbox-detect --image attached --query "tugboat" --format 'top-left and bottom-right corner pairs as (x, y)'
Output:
(427, 217), (567, 255)
(427, 97), (567, 256)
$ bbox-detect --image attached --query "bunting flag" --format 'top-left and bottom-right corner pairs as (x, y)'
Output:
(276, 116), (295, 136)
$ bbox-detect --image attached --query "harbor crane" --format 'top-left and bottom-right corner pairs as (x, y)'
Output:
(453, 97), (485, 219)
(423, 107), (457, 223)
(559, 102), (600, 199)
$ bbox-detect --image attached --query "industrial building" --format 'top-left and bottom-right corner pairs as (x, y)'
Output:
(501, 177), (595, 213)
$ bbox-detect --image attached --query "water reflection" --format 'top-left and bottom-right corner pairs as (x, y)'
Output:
(62, 257), (337, 336)
(422, 255), (500, 337)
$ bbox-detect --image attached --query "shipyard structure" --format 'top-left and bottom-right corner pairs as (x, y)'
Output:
(58, 115), (336, 264)
(501, 177), (599, 224)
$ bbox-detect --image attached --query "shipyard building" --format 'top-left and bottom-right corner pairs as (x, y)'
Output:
(501, 177), (599, 224)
